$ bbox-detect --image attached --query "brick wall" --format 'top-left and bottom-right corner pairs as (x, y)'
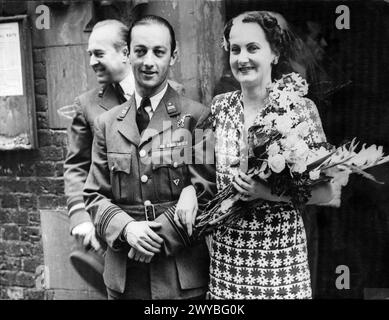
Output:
(0, 48), (68, 300)
(0, 0), (225, 300)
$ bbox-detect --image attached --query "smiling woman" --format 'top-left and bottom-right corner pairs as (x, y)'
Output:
(228, 18), (277, 92)
(188, 11), (335, 300)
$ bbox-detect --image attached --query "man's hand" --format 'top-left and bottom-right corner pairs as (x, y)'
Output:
(71, 221), (101, 251)
(123, 221), (163, 261)
(128, 247), (153, 263)
(174, 185), (198, 236)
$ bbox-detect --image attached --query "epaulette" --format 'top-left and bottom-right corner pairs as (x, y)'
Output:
(166, 101), (180, 117)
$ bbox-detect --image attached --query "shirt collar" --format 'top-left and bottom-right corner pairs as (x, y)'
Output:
(134, 83), (169, 112)
(118, 69), (135, 97)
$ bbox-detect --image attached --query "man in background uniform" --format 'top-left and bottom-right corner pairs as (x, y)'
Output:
(64, 19), (134, 251)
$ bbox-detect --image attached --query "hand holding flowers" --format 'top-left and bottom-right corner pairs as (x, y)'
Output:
(233, 170), (289, 202)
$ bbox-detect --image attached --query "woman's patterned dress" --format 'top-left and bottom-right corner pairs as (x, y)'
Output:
(207, 90), (326, 299)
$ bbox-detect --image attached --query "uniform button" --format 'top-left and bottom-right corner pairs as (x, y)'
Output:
(144, 200), (151, 206)
(173, 161), (178, 168)
(141, 175), (148, 183)
(139, 149), (147, 158)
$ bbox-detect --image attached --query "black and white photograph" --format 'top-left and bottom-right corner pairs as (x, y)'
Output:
(0, 0), (389, 306)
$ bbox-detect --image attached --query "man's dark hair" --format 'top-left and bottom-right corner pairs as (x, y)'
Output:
(128, 15), (176, 55)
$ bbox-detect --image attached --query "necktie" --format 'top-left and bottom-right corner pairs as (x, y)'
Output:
(115, 84), (127, 104)
(136, 97), (151, 134)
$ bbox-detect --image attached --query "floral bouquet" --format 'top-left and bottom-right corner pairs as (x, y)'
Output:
(194, 73), (389, 237)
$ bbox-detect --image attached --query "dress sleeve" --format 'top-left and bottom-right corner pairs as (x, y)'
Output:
(189, 97), (220, 215)
(298, 99), (343, 207)
(296, 98), (327, 144)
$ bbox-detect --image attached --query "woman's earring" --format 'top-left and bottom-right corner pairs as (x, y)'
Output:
(272, 58), (278, 65)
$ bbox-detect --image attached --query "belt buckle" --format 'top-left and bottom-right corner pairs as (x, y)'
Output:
(144, 201), (156, 221)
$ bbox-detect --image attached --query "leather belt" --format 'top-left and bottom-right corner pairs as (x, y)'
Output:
(118, 201), (177, 221)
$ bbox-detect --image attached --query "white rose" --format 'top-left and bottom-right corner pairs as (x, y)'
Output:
(291, 160), (307, 173)
(282, 134), (299, 150)
(294, 122), (309, 137)
(287, 151), (299, 163)
(268, 154), (286, 173)
(275, 115), (293, 135)
(282, 150), (292, 162)
(309, 170), (321, 180)
(267, 142), (280, 157)
(294, 140), (309, 158)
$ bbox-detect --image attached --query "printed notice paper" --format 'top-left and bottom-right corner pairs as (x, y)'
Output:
(0, 22), (23, 96)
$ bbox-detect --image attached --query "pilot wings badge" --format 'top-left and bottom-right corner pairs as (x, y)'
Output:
(177, 114), (193, 128)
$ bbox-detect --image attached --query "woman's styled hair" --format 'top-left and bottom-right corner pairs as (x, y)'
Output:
(128, 15), (176, 55)
(223, 11), (303, 80)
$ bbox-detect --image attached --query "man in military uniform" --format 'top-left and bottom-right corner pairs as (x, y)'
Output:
(84, 15), (209, 299)
(64, 19), (185, 251)
(64, 19), (134, 250)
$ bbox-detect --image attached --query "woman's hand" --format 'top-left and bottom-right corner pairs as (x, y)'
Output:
(232, 170), (261, 201)
(232, 170), (289, 202)
(174, 185), (198, 236)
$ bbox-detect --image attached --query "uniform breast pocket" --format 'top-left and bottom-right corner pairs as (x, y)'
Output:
(107, 153), (132, 201)
(152, 159), (188, 202)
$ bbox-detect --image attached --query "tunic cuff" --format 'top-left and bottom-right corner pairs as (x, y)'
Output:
(67, 196), (92, 233)
(98, 205), (135, 250)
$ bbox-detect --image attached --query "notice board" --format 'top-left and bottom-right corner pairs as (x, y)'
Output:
(0, 15), (37, 150)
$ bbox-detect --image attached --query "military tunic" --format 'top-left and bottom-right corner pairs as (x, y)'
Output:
(64, 84), (122, 231)
(84, 85), (210, 299)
